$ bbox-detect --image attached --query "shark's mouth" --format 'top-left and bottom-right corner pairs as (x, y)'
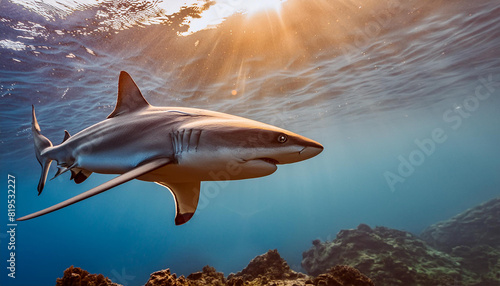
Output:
(257, 157), (279, 165)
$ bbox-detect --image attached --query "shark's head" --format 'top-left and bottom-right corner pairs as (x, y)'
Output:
(185, 116), (324, 180)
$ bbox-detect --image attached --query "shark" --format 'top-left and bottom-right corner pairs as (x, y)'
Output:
(18, 71), (323, 225)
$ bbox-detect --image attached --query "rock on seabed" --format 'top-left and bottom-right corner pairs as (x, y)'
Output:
(421, 197), (500, 251)
(56, 266), (122, 286)
(302, 196), (500, 286)
(421, 196), (500, 284)
(302, 224), (464, 285)
(57, 250), (374, 286)
(142, 249), (373, 286)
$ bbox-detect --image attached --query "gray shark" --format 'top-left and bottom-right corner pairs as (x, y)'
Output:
(18, 71), (323, 225)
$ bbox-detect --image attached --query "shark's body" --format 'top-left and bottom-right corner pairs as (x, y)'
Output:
(19, 71), (323, 225)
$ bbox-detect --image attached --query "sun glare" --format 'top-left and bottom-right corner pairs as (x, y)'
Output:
(184, 0), (287, 35)
(242, 0), (285, 15)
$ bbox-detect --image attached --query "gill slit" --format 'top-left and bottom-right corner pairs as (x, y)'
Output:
(195, 130), (202, 152)
(171, 129), (201, 156)
(185, 129), (193, 152)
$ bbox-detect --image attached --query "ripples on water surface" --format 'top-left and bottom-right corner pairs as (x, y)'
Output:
(1, 0), (500, 285)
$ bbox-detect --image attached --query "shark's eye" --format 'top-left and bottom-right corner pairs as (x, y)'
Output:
(277, 134), (288, 143)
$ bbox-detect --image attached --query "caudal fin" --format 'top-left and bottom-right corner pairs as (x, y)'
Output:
(32, 105), (53, 195)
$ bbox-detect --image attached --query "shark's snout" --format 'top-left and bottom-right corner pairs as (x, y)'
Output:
(293, 135), (323, 160)
(271, 138), (323, 165)
(299, 144), (323, 158)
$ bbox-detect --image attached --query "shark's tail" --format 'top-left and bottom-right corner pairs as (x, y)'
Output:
(32, 105), (53, 195)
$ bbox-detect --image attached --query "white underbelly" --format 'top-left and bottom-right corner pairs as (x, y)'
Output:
(138, 152), (277, 183)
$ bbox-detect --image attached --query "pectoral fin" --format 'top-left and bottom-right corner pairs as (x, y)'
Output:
(17, 158), (172, 221)
(156, 181), (200, 225)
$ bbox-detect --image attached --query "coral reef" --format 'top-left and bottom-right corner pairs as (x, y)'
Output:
(144, 266), (226, 286)
(141, 250), (373, 286)
(302, 224), (464, 285)
(421, 197), (500, 252)
(420, 197), (500, 285)
(227, 249), (305, 282)
(58, 250), (373, 286)
(56, 265), (122, 286)
(313, 265), (374, 286)
(302, 197), (500, 286)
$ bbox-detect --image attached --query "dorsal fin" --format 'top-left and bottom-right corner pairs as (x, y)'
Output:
(61, 130), (71, 143)
(107, 71), (150, 118)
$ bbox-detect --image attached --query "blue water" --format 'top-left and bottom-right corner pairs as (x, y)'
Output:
(1, 0), (500, 285)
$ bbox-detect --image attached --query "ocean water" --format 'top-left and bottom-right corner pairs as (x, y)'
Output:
(1, 0), (500, 285)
